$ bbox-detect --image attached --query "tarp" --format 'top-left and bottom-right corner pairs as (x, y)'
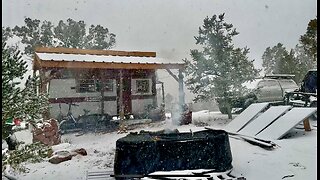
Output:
(114, 129), (233, 176)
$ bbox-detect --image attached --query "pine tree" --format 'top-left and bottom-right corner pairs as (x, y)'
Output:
(293, 45), (315, 83)
(10, 17), (116, 55)
(262, 43), (289, 74)
(2, 42), (49, 139)
(262, 43), (315, 83)
(2, 27), (12, 42)
(184, 13), (259, 119)
(300, 17), (317, 62)
(85, 24), (116, 50)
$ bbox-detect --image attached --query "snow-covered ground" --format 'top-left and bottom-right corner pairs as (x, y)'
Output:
(11, 110), (317, 180)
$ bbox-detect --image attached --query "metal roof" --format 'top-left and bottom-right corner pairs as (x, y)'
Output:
(36, 52), (185, 65)
(33, 47), (185, 70)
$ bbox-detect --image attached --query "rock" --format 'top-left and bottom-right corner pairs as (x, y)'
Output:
(49, 150), (73, 164)
(48, 147), (87, 164)
(72, 148), (87, 156)
(49, 155), (72, 164)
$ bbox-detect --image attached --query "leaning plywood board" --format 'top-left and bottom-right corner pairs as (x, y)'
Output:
(225, 102), (270, 133)
(256, 107), (317, 140)
(238, 106), (292, 137)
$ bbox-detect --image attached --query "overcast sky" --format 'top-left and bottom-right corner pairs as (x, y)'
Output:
(2, 0), (317, 103)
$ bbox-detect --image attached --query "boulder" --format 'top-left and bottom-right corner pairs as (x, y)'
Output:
(71, 148), (87, 156)
(49, 148), (87, 164)
(49, 150), (73, 164)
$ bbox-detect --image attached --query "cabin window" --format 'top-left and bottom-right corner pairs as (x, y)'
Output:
(104, 79), (114, 92)
(136, 79), (150, 93)
(78, 79), (96, 93)
(78, 79), (114, 93)
(96, 79), (114, 92)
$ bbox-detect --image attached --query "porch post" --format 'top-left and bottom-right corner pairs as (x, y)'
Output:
(119, 70), (125, 121)
(100, 71), (105, 115)
(161, 82), (165, 104)
(33, 69), (37, 94)
(39, 68), (50, 119)
(100, 81), (105, 115)
(178, 69), (185, 107)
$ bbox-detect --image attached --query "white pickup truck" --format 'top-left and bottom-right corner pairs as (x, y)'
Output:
(243, 74), (299, 103)
(219, 74), (299, 114)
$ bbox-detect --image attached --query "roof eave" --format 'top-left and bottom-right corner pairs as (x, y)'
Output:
(35, 60), (185, 70)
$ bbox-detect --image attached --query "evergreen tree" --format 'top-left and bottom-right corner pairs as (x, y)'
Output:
(262, 42), (315, 83)
(85, 24), (116, 50)
(2, 42), (49, 139)
(300, 17), (317, 62)
(2, 27), (19, 54)
(281, 49), (296, 74)
(293, 45), (315, 83)
(12, 18), (54, 55)
(262, 43), (289, 74)
(2, 27), (12, 42)
(184, 13), (259, 119)
(53, 18), (86, 48)
(10, 17), (116, 55)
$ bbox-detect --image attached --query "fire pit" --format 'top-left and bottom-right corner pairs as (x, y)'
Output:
(114, 129), (233, 177)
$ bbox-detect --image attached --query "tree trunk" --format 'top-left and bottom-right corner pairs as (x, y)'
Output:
(226, 102), (233, 119)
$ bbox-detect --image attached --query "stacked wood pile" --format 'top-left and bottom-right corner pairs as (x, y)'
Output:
(32, 119), (61, 146)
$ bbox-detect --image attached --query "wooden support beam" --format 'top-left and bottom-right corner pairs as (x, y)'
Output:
(33, 54), (42, 70)
(151, 71), (157, 107)
(161, 82), (165, 104)
(39, 69), (50, 119)
(166, 69), (185, 107)
(119, 70), (124, 121)
(100, 74), (105, 115)
(178, 69), (185, 106)
(303, 118), (312, 131)
(166, 69), (179, 82)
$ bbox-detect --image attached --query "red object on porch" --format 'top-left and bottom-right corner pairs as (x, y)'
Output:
(14, 118), (21, 126)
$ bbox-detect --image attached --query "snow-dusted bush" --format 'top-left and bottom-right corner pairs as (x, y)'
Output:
(2, 142), (53, 173)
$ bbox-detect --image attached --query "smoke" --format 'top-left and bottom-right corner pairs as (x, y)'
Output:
(164, 103), (182, 132)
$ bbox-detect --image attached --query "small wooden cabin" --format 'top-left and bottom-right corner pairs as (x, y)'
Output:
(33, 47), (185, 120)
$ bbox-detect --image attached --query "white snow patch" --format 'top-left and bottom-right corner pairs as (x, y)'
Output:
(11, 110), (316, 180)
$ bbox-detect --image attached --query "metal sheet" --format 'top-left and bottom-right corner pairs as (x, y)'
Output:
(225, 102), (269, 133)
(256, 107), (317, 140)
(238, 106), (292, 136)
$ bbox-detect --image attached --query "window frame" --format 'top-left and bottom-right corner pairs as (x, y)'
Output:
(77, 78), (115, 93)
(136, 79), (150, 93)
(132, 78), (152, 95)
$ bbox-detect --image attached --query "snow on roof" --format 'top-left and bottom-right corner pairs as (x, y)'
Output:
(36, 52), (185, 65)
